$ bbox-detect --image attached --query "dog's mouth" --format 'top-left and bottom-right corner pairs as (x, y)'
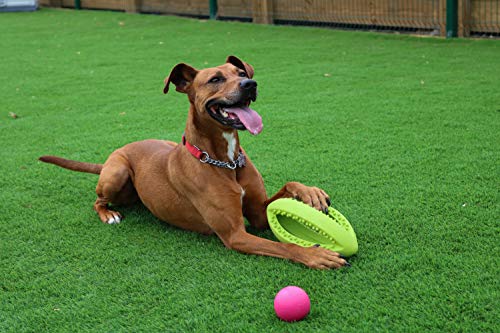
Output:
(206, 99), (263, 135)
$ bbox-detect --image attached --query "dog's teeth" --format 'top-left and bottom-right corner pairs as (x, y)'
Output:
(221, 111), (229, 118)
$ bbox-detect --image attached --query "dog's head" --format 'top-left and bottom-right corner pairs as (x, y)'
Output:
(164, 56), (262, 135)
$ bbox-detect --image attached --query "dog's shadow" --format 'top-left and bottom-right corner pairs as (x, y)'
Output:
(115, 203), (277, 243)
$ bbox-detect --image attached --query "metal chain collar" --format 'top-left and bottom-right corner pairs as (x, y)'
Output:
(199, 150), (246, 170)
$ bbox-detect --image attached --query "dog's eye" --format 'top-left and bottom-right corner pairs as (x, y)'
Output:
(209, 77), (222, 84)
(239, 72), (247, 78)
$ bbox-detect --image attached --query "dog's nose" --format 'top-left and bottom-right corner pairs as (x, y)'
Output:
(240, 79), (257, 90)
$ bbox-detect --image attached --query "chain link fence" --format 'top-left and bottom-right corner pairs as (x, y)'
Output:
(40, 0), (500, 37)
(466, 0), (500, 36)
(222, 0), (443, 35)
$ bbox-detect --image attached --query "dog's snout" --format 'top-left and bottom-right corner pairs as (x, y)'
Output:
(240, 79), (257, 90)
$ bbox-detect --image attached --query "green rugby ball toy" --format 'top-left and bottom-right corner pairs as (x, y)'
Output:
(267, 198), (358, 257)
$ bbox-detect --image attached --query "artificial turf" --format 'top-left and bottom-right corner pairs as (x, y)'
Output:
(1, 8), (499, 332)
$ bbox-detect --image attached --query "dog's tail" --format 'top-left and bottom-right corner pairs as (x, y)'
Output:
(39, 156), (103, 175)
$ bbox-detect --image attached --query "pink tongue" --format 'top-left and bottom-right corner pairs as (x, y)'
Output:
(224, 106), (263, 135)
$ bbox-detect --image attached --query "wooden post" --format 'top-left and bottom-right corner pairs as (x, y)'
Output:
(439, 0), (447, 37)
(49, 0), (62, 6)
(458, 0), (471, 37)
(252, 0), (273, 24)
(369, 0), (377, 25)
(124, 0), (141, 13)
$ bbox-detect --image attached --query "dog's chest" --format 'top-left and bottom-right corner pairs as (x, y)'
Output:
(222, 132), (237, 161)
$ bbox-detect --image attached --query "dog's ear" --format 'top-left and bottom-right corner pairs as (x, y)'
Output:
(226, 55), (254, 79)
(164, 63), (199, 94)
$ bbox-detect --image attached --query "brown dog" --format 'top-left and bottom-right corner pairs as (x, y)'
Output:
(40, 56), (347, 269)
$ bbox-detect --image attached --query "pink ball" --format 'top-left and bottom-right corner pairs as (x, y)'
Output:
(274, 286), (311, 322)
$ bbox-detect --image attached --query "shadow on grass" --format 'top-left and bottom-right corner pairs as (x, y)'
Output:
(112, 201), (280, 243)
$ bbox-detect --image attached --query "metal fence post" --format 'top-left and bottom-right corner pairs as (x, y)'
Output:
(209, 0), (218, 20)
(446, 0), (458, 37)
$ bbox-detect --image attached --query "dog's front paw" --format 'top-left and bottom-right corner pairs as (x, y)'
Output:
(285, 182), (331, 214)
(97, 209), (123, 224)
(300, 245), (346, 269)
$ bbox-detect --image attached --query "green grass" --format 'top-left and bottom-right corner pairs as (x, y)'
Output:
(1, 8), (499, 332)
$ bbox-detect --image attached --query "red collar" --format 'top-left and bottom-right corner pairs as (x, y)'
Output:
(182, 135), (246, 170)
(182, 135), (205, 160)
